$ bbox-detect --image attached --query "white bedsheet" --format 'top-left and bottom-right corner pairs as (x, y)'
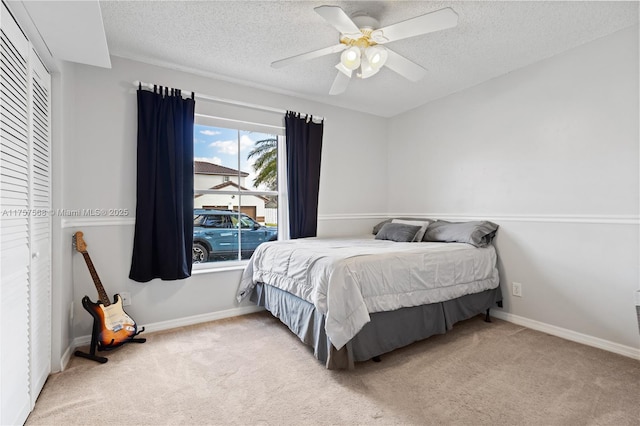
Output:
(237, 238), (499, 350)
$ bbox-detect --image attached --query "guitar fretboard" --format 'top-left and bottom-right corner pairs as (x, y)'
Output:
(81, 251), (111, 306)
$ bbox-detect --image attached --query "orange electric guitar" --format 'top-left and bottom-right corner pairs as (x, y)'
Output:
(73, 231), (145, 363)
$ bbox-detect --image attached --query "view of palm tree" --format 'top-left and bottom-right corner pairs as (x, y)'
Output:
(247, 137), (277, 190)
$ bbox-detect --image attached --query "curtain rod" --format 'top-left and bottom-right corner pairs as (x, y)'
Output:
(133, 80), (324, 120)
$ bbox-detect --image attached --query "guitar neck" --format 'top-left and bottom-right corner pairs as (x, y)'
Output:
(81, 251), (111, 306)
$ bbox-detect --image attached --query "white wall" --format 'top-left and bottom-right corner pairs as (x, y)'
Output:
(53, 24), (639, 369)
(55, 56), (388, 366)
(388, 26), (639, 353)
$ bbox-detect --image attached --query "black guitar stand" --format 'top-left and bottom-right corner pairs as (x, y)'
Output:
(74, 318), (146, 364)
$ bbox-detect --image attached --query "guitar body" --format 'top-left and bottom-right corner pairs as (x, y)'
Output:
(73, 231), (145, 363)
(81, 293), (138, 350)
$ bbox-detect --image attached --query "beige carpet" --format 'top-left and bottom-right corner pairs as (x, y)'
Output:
(27, 312), (639, 425)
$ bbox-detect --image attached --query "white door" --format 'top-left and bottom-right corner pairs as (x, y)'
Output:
(0, 3), (32, 424)
(0, 3), (52, 424)
(28, 46), (51, 409)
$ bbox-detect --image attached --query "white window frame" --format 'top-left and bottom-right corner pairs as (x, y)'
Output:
(192, 116), (288, 273)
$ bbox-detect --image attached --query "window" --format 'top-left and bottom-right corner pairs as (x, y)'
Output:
(192, 118), (286, 267)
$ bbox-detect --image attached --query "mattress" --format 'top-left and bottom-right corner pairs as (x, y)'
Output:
(237, 237), (499, 350)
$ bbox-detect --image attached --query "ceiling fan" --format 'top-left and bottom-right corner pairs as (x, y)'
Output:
(271, 5), (459, 95)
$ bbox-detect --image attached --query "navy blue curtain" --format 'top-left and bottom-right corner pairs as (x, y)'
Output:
(129, 86), (195, 282)
(285, 111), (324, 239)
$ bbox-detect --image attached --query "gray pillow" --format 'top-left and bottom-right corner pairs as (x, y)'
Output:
(391, 219), (431, 242)
(372, 217), (433, 235)
(375, 223), (421, 242)
(423, 220), (499, 247)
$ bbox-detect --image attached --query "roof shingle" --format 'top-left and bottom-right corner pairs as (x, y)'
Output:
(195, 161), (248, 177)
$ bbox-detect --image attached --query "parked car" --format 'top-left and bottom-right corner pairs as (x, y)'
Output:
(193, 209), (277, 263)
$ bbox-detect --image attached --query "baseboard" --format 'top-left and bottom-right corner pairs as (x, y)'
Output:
(141, 305), (266, 334)
(492, 310), (640, 360)
(70, 305), (265, 352)
(59, 341), (74, 372)
(63, 305), (639, 369)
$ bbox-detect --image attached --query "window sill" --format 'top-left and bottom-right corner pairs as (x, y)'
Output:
(191, 261), (248, 275)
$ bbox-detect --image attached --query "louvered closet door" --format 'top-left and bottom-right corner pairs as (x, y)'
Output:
(0, 4), (31, 425)
(28, 47), (51, 408)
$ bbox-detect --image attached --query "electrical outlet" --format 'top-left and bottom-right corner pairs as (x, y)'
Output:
(120, 292), (131, 307)
(512, 282), (523, 297)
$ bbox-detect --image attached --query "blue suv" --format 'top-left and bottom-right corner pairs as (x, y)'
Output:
(193, 209), (277, 263)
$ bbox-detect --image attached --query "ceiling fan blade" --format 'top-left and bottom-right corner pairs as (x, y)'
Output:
(271, 44), (347, 68)
(373, 7), (458, 44)
(384, 49), (427, 82)
(329, 71), (350, 95)
(314, 5), (362, 37)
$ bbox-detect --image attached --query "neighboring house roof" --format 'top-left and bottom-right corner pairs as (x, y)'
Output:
(195, 161), (249, 177)
(195, 181), (269, 202)
(264, 198), (278, 208)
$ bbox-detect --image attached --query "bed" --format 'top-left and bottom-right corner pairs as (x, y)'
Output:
(236, 219), (502, 369)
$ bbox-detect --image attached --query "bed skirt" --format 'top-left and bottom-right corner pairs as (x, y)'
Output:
(250, 283), (503, 369)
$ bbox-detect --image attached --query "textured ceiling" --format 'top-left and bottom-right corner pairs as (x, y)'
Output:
(100, 1), (638, 117)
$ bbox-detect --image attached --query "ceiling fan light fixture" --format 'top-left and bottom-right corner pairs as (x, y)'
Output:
(340, 46), (361, 70)
(335, 62), (353, 77)
(365, 45), (388, 70)
(274, 5), (459, 94)
(358, 55), (380, 79)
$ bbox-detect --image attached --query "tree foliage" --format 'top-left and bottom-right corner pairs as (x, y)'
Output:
(247, 138), (277, 191)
